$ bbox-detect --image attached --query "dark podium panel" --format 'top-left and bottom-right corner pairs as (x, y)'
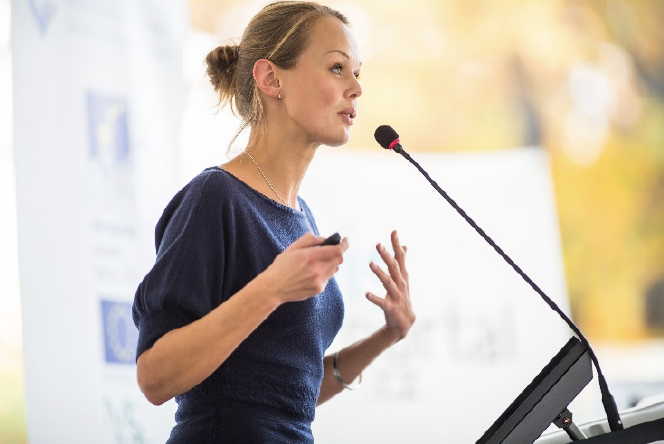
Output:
(477, 338), (592, 444)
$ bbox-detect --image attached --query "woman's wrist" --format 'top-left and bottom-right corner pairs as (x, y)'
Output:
(244, 272), (283, 312)
(333, 350), (362, 390)
(380, 324), (404, 345)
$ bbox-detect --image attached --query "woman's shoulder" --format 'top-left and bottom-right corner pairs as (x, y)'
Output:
(154, 168), (235, 248)
(178, 166), (244, 204)
(189, 166), (232, 190)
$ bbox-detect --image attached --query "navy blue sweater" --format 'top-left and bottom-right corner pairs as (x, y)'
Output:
(132, 167), (344, 443)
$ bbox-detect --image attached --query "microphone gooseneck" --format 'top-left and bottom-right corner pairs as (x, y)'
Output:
(375, 125), (623, 432)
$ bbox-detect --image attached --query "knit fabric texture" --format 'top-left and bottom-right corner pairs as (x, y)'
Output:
(132, 167), (344, 443)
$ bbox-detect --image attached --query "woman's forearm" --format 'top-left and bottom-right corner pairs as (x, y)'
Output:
(136, 233), (348, 406)
(317, 325), (401, 405)
(136, 277), (280, 406)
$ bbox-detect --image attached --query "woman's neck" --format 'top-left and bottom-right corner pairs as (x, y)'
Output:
(222, 130), (319, 209)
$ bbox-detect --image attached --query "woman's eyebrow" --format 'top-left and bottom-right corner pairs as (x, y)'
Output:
(324, 49), (362, 66)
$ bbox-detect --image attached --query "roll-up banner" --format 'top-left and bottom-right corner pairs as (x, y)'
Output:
(12, 0), (185, 442)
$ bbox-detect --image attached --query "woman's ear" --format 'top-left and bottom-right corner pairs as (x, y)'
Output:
(253, 59), (280, 99)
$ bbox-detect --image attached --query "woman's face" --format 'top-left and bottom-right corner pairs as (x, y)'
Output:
(279, 16), (362, 147)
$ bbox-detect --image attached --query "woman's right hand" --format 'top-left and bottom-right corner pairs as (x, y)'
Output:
(137, 232), (346, 405)
(261, 232), (349, 303)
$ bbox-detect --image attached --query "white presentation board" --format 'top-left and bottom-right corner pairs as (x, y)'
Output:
(304, 146), (576, 443)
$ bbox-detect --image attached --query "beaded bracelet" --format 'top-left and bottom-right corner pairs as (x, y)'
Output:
(332, 351), (362, 390)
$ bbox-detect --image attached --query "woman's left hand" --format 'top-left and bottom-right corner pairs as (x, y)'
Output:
(366, 230), (416, 341)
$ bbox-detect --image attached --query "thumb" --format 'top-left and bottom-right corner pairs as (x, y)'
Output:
(286, 232), (324, 251)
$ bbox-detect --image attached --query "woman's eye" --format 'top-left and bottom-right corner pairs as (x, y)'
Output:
(354, 72), (360, 80)
(332, 64), (342, 75)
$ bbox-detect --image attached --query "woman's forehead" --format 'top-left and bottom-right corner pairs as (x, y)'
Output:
(305, 17), (361, 63)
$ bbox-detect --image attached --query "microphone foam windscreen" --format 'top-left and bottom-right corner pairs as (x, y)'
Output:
(374, 125), (399, 149)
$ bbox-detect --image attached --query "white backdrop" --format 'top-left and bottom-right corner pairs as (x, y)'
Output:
(12, 0), (183, 442)
(304, 146), (580, 443)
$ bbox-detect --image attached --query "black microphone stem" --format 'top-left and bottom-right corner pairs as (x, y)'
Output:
(396, 147), (623, 432)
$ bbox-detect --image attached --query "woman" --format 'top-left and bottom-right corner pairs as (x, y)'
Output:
(132, 2), (415, 443)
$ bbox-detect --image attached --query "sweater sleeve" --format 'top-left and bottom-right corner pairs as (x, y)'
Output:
(132, 172), (226, 360)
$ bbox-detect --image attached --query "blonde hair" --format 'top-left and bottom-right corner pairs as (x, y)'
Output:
(205, 1), (349, 143)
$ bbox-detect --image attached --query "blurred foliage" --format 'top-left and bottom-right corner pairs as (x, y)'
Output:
(189, 0), (664, 341)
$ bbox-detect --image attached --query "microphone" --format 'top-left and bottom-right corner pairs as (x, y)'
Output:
(374, 125), (403, 153)
(375, 125), (624, 434)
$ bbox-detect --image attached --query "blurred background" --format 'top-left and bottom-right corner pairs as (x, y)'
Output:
(184, 0), (664, 341)
(2, 0), (663, 442)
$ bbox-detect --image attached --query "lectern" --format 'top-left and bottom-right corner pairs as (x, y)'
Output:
(476, 338), (592, 444)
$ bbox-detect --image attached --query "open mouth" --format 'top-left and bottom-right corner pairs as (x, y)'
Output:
(340, 109), (356, 124)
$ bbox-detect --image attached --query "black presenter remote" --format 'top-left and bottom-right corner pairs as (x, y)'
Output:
(320, 233), (341, 246)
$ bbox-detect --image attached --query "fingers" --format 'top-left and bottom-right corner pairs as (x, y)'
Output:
(369, 261), (398, 295)
(287, 232), (324, 250)
(288, 233), (349, 253)
(375, 233), (407, 289)
(321, 236), (349, 254)
(390, 230), (409, 280)
(376, 244), (400, 281)
(368, 231), (410, 304)
(340, 237), (349, 253)
(294, 233), (348, 275)
(366, 231), (416, 340)
(365, 291), (387, 310)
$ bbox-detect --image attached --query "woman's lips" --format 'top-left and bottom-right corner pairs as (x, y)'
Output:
(340, 108), (356, 125)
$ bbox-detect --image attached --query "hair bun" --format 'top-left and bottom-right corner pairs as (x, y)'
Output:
(206, 44), (239, 93)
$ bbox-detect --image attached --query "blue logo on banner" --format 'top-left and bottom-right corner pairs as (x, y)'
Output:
(101, 300), (138, 365)
(27, 0), (56, 35)
(86, 92), (130, 168)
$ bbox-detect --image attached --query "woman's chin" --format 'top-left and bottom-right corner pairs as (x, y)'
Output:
(322, 130), (351, 147)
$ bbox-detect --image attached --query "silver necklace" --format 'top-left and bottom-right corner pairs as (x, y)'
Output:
(245, 152), (291, 208)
